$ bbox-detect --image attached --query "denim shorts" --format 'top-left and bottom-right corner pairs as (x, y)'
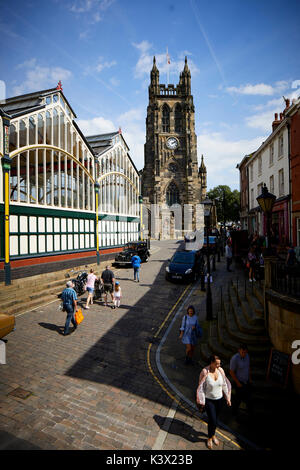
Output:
(86, 287), (94, 294)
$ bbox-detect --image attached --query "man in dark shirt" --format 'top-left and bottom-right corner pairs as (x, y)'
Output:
(61, 281), (78, 336)
(101, 265), (115, 307)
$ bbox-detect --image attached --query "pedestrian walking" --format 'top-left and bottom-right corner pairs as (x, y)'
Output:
(229, 344), (253, 416)
(225, 240), (233, 272)
(113, 281), (122, 309)
(61, 280), (78, 336)
(84, 268), (98, 309)
(101, 265), (115, 306)
(179, 305), (202, 365)
(247, 246), (257, 282)
(196, 355), (231, 449)
(131, 254), (141, 282)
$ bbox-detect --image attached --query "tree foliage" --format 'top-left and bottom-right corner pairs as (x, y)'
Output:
(207, 185), (240, 224)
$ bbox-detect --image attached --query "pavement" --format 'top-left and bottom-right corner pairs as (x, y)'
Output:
(0, 240), (260, 452)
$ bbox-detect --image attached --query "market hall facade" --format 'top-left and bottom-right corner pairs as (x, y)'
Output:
(0, 86), (140, 283)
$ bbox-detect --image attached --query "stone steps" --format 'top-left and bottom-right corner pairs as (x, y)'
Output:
(0, 262), (100, 316)
(217, 308), (270, 356)
(225, 287), (269, 345)
(231, 283), (265, 327)
(228, 285), (265, 336)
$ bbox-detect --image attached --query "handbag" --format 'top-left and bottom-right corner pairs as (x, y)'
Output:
(195, 323), (203, 338)
(75, 308), (84, 325)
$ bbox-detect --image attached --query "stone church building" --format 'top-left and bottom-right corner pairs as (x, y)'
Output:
(141, 56), (207, 239)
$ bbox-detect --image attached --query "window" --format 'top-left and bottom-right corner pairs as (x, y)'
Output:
(9, 123), (17, 152)
(257, 183), (263, 198)
(249, 164), (253, 182)
(174, 104), (182, 133)
(166, 181), (180, 206)
(278, 135), (284, 158)
(269, 175), (274, 194)
(258, 156), (262, 175)
(162, 104), (170, 133)
(269, 144), (274, 166)
(29, 117), (36, 146)
(251, 188), (254, 208)
(168, 162), (177, 173)
(278, 169), (284, 196)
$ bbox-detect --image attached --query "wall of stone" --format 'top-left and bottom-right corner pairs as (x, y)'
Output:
(266, 289), (300, 394)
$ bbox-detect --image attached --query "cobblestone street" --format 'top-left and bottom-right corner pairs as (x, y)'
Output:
(1, 240), (236, 451)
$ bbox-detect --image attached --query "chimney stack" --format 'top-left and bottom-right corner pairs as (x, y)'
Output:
(272, 112), (281, 132)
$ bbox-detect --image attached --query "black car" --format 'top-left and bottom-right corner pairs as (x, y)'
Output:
(165, 250), (204, 282)
(114, 240), (150, 266)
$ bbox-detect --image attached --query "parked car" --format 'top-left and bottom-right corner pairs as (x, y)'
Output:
(165, 250), (203, 282)
(0, 313), (15, 340)
(114, 241), (150, 266)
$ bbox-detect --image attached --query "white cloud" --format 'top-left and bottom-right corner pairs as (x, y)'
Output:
(197, 132), (267, 190)
(226, 83), (275, 96)
(226, 81), (289, 96)
(132, 40), (152, 55)
(132, 41), (200, 80)
(252, 97), (283, 112)
(69, 0), (115, 14)
(76, 116), (116, 136)
(110, 77), (120, 87)
(96, 58), (117, 73)
(76, 108), (145, 170)
(13, 59), (72, 95)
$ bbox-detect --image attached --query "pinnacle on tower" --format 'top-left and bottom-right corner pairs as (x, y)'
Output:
(199, 154), (206, 172)
(149, 56), (159, 96)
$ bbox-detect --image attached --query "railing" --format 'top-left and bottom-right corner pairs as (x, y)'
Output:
(270, 260), (300, 298)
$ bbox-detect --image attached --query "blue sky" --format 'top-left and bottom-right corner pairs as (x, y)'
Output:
(1, 0), (300, 190)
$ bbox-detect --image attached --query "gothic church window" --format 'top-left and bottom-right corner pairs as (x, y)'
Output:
(168, 163), (177, 173)
(162, 104), (170, 133)
(166, 181), (180, 206)
(174, 104), (182, 133)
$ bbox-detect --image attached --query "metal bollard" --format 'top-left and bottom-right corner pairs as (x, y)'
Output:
(200, 272), (205, 291)
(212, 255), (216, 271)
(220, 286), (223, 312)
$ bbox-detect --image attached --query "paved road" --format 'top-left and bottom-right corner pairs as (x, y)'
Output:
(0, 240), (238, 451)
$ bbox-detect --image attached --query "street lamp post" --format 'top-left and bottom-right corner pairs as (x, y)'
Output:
(256, 184), (276, 255)
(203, 197), (213, 321)
(139, 195), (143, 241)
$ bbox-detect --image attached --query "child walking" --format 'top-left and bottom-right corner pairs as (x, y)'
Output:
(112, 281), (122, 309)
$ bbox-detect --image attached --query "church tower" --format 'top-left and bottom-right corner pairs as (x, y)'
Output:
(141, 56), (206, 238)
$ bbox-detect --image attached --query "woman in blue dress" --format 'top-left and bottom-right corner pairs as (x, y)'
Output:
(179, 305), (202, 365)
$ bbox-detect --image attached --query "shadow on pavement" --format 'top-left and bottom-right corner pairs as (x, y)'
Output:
(65, 244), (189, 411)
(153, 415), (207, 444)
(0, 430), (42, 450)
(38, 322), (63, 335)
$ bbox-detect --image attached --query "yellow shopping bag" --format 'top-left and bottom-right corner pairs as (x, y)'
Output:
(75, 308), (84, 325)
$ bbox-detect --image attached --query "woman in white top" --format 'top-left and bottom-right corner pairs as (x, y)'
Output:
(196, 355), (231, 449)
(84, 269), (98, 309)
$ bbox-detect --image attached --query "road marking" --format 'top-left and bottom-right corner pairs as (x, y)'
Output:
(147, 279), (247, 451)
(152, 400), (178, 450)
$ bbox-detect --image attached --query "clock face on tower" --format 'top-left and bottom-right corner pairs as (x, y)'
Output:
(166, 137), (178, 150)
